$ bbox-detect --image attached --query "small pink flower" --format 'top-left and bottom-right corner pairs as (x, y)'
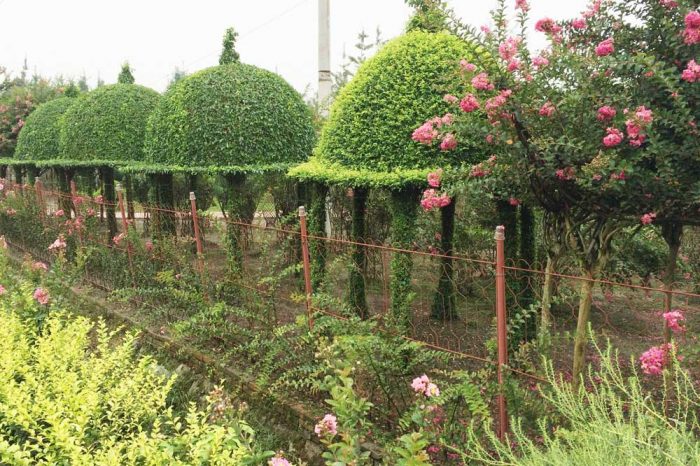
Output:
(471, 73), (494, 91)
(509, 197), (521, 206)
(460, 60), (477, 72)
(640, 212), (656, 225)
(480, 25), (492, 35)
(443, 94), (458, 104)
(555, 167), (576, 181)
(421, 189), (451, 211)
(683, 12), (700, 44)
(113, 233), (126, 246)
(32, 261), (48, 272)
(515, 0), (529, 12)
(460, 94), (480, 112)
(535, 18), (561, 34)
(0, 285), (5, 295)
(440, 133), (457, 151)
(595, 38), (614, 56)
(54, 209), (65, 217)
(411, 374), (440, 397)
(314, 414), (338, 438)
(86, 208), (96, 217)
(597, 105), (617, 121)
(507, 59), (521, 72)
(48, 235), (67, 252)
(412, 121), (438, 145)
(33, 287), (50, 305)
(659, 0), (678, 8)
(639, 345), (666, 375)
(635, 106), (653, 124)
(685, 11), (700, 29)
(427, 170), (442, 188)
(268, 457), (292, 466)
(532, 55), (549, 69)
(603, 127), (624, 147)
(663, 310), (685, 333)
(486, 134), (495, 144)
(571, 18), (587, 29)
(539, 101), (556, 117)
(498, 37), (521, 61)
(681, 60), (700, 83)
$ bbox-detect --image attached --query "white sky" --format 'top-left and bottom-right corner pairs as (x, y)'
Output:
(1, 0), (589, 94)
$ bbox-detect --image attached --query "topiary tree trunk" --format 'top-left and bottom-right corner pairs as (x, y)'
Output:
(13, 166), (23, 186)
(27, 166), (39, 186)
(309, 182), (329, 290)
(432, 197), (457, 320)
(519, 204), (537, 340)
(154, 173), (176, 237)
(56, 168), (74, 218)
(0, 165), (7, 180)
(349, 187), (369, 319)
(101, 166), (118, 241)
(125, 174), (136, 221)
(224, 173), (249, 277)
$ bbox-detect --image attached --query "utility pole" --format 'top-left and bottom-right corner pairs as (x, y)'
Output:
(318, 0), (331, 117)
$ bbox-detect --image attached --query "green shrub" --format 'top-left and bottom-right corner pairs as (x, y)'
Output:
(290, 30), (478, 187)
(0, 285), (272, 465)
(143, 63), (315, 173)
(14, 98), (74, 163)
(58, 84), (160, 167)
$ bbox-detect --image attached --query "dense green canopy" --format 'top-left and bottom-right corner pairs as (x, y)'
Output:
(56, 84), (160, 167)
(13, 98), (73, 164)
(289, 30), (476, 188)
(142, 63), (315, 174)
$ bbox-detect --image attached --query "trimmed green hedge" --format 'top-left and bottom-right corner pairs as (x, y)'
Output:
(144, 63), (315, 173)
(291, 30), (476, 187)
(59, 84), (160, 166)
(14, 98), (74, 163)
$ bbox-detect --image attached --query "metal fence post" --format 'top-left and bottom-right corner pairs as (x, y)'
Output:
(299, 206), (314, 330)
(494, 225), (509, 440)
(190, 192), (205, 277)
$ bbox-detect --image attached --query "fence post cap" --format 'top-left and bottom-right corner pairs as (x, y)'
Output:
(298, 206), (307, 217)
(189, 192), (196, 201)
(494, 225), (505, 240)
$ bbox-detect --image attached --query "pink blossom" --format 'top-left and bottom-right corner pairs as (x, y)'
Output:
(663, 310), (685, 333)
(685, 27), (700, 45)
(555, 167), (576, 181)
(597, 105), (617, 121)
(539, 101), (556, 117)
(460, 60), (477, 72)
(268, 458), (292, 466)
(421, 189), (452, 211)
(145, 240), (154, 252)
(440, 133), (457, 151)
(486, 134), (495, 144)
(635, 106), (653, 124)
(683, 11), (700, 44)
(515, 0), (529, 12)
(86, 208), (96, 217)
(443, 94), (458, 104)
(582, 0), (601, 18)
(681, 60), (700, 83)
(507, 59), (521, 72)
(54, 209), (64, 217)
(32, 261), (48, 272)
(33, 287), (50, 305)
(427, 170), (442, 188)
(571, 18), (587, 29)
(0, 285), (5, 295)
(48, 235), (67, 252)
(626, 120), (642, 139)
(460, 94), (480, 112)
(94, 195), (104, 204)
(685, 11), (700, 29)
(412, 121), (438, 145)
(595, 38), (614, 56)
(610, 170), (626, 181)
(498, 37), (521, 61)
(314, 414), (338, 438)
(535, 18), (561, 34)
(640, 212), (656, 225)
(659, 0), (678, 7)
(480, 25), (492, 35)
(603, 127), (624, 147)
(411, 374), (440, 397)
(471, 73), (494, 91)
(639, 346), (666, 375)
(629, 134), (646, 147)
(441, 113), (454, 126)
(509, 198), (521, 206)
(113, 233), (126, 246)
(532, 55), (549, 68)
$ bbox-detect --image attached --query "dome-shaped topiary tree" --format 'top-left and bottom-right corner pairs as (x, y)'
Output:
(290, 29), (480, 326)
(59, 83), (160, 238)
(143, 61), (315, 273)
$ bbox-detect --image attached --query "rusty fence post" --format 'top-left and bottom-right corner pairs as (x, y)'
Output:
(116, 183), (135, 285)
(190, 192), (206, 278)
(299, 206), (314, 330)
(35, 180), (45, 219)
(494, 225), (509, 440)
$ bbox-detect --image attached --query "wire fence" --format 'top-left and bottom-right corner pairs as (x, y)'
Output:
(1, 178), (699, 439)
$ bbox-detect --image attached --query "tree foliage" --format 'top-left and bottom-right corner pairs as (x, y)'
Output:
(219, 27), (241, 65)
(14, 98), (74, 162)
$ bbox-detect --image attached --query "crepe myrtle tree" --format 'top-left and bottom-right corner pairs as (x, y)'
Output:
(414, 0), (699, 384)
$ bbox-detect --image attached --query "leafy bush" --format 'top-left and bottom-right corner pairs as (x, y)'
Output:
(290, 30), (478, 187)
(14, 97), (74, 163)
(143, 63), (315, 173)
(58, 84), (160, 167)
(0, 280), (273, 465)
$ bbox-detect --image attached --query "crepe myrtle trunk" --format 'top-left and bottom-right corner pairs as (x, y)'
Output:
(389, 185), (421, 331)
(154, 172), (176, 237)
(349, 186), (369, 319)
(309, 182), (329, 290)
(432, 197), (457, 321)
(100, 166), (118, 241)
(661, 222), (683, 343)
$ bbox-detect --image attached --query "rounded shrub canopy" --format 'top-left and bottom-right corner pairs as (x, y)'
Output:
(143, 63), (315, 174)
(58, 84), (160, 167)
(290, 30), (476, 188)
(13, 97), (73, 164)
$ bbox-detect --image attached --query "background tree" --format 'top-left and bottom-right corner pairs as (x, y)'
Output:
(117, 62), (135, 84)
(219, 27), (240, 65)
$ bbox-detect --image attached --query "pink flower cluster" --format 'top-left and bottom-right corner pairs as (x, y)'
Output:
(440, 133), (457, 151)
(411, 374), (440, 397)
(268, 457), (292, 466)
(539, 102), (556, 117)
(412, 121), (438, 145)
(571, 18), (587, 29)
(48, 235), (67, 252)
(659, 0), (678, 8)
(515, 0), (529, 12)
(663, 310), (685, 333)
(471, 73), (495, 91)
(603, 127), (624, 147)
(625, 106), (653, 147)
(460, 60), (477, 72)
(582, 0), (601, 18)
(595, 38), (615, 57)
(33, 287), (49, 305)
(532, 55), (549, 69)
(32, 261), (48, 272)
(682, 60), (700, 83)
(421, 189), (451, 211)
(0, 284), (5, 295)
(460, 94), (480, 113)
(498, 37), (521, 62)
(684, 11), (700, 45)
(555, 167), (576, 181)
(412, 115), (454, 146)
(639, 345), (666, 375)
(640, 212), (656, 225)
(314, 414), (338, 438)
(427, 169), (442, 188)
(535, 17), (562, 35)
(470, 155), (497, 178)
(597, 105), (617, 122)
